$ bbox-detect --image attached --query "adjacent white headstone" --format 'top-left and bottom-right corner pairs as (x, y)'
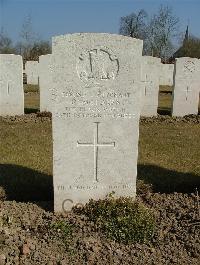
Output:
(172, 57), (200, 117)
(51, 33), (143, 212)
(25, 61), (39, 85)
(159, 63), (174, 86)
(0, 54), (24, 116)
(39, 54), (52, 112)
(141, 56), (161, 116)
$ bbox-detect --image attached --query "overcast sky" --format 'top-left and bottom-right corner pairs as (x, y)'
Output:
(0, 0), (199, 44)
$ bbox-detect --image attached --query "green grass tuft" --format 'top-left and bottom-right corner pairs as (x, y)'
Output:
(75, 195), (155, 244)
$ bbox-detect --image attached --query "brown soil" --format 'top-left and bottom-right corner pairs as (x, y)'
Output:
(0, 113), (199, 125)
(0, 191), (199, 265)
(0, 112), (52, 124)
(140, 114), (200, 125)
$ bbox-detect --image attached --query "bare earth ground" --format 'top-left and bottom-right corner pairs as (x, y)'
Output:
(0, 86), (200, 264)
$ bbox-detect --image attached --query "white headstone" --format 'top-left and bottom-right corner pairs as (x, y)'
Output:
(25, 61), (39, 85)
(0, 54), (24, 116)
(159, 63), (174, 86)
(51, 33), (143, 212)
(141, 56), (161, 116)
(172, 57), (200, 117)
(39, 54), (52, 112)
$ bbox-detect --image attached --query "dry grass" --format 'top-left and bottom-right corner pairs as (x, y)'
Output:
(158, 85), (200, 113)
(159, 85), (172, 92)
(0, 115), (200, 201)
(24, 84), (40, 113)
(24, 84), (39, 93)
(138, 121), (200, 193)
(0, 119), (52, 201)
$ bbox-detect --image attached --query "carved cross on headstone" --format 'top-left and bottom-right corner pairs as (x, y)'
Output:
(141, 74), (152, 96)
(185, 86), (192, 101)
(77, 122), (115, 182)
(7, 82), (10, 95)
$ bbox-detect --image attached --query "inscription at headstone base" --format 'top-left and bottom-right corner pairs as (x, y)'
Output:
(51, 33), (143, 212)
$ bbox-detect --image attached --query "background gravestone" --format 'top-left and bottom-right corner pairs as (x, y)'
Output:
(25, 61), (39, 85)
(39, 54), (52, 112)
(159, 63), (174, 86)
(172, 57), (200, 117)
(51, 33), (143, 212)
(0, 54), (24, 116)
(141, 56), (161, 116)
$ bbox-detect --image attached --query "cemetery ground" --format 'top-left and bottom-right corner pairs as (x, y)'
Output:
(0, 86), (200, 264)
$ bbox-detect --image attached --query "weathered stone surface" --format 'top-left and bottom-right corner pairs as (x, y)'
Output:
(141, 56), (161, 116)
(39, 54), (52, 112)
(159, 63), (174, 86)
(51, 33), (143, 212)
(25, 61), (39, 85)
(172, 57), (200, 117)
(0, 54), (24, 116)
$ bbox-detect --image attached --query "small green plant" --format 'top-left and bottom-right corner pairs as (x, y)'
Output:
(137, 180), (153, 195)
(50, 220), (73, 237)
(75, 196), (155, 244)
(50, 220), (76, 255)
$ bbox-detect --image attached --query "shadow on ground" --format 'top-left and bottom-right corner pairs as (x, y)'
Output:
(1, 163), (199, 209)
(157, 107), (171, 115)
(138, 164), (200, 193)
(24, 108), (39, 114)
(0, 164), (53, 209)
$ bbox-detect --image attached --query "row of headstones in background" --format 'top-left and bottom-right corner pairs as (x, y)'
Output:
(37, 55), (169, 116)
(159, 63), (174, 86)
(37, 56), (200, 117)
(0, 50), (199, 118)
(24, 61), (39, 85)
(39, 54), (52, 112)
(141, 56), (161, 116)
(0, 54), (24, 116)
(141, 57), (200, 117)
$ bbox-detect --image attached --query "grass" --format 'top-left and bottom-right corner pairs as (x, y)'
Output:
(158, 85), (200, 114)
(24, 84), (40, 113)
(24, 84), (39, 93)
(138, 121), (200, 193)
(0, 119), (52, 201)
(0, 85), (200, 201)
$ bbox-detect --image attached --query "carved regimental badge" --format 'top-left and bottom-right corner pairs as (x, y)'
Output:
(184, 61), (196, 74)
(77, 47), (119, 87)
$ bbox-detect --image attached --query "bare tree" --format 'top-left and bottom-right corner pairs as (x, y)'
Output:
(17, 15), (37, 62)
(119, 9), (148, 39)
(28, 40), (51, 61)
(146, 5), (179, 61)
(0, 27), (15, 54)
(19, 14), (37, 45)
(16, 15), (51, 63)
